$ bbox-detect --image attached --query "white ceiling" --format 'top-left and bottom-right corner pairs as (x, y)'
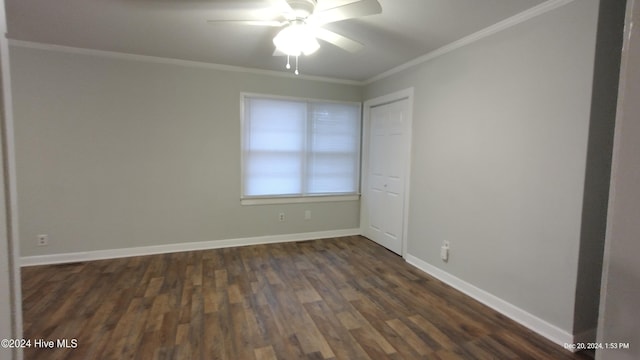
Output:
(5, 0), (548, 82)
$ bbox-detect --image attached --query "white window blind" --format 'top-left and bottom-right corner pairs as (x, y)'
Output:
(242, 95), (361, 199)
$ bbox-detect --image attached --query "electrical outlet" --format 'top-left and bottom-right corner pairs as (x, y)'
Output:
(440, 240), (449, 262)
(278, 212), (285, 222)
(37, 234), (49, 246)
(304, 210), (311, 220)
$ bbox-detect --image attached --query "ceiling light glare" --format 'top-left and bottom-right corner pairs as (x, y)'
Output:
(273, 23), (320, 56)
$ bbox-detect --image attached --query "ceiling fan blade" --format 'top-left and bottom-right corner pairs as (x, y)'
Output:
(310, 0), (381, 25)
(275, 0), (294, 13)
(206, 19), (286, 27)
(314, 0), (358, 12)
(314, 28), (364, 53)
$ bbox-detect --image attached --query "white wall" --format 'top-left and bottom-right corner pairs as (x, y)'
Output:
(0, 120), (14, 358)
(0, 99), (14, 358)
(0, 40), (12, 360)
(10, 45), (362, 258)
(597, 1), (640, 359)
(364, 0), (599, 335)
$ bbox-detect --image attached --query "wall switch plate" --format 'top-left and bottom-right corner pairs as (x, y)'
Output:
(37, 234), (49, 246)
(304, 210), (311, 220)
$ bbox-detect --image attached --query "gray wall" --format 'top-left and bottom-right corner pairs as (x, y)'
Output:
(9, 0), (625, 348)
(10, 46), (362, 257)
(573, 0), (626, 335)
(597, 0), (640, 359)
(364, 0), (599, 333)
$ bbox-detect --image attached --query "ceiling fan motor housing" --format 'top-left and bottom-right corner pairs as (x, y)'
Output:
(286, 0), (317, 19)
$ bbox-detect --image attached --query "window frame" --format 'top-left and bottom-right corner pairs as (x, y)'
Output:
(240, 92), (362, 205)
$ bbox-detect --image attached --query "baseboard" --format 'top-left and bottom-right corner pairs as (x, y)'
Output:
(21, 233), (587, 351)
(21, 228), (361, 267)
(405, 254), (576, 348)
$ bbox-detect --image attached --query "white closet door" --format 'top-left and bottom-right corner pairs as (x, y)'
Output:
(363, 98), (410, 255)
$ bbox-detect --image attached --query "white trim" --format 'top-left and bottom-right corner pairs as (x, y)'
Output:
(405, 254), (576, 348)
(1, 3), (24, 357)
(597, 0), (638, 347)
(364, 0), (577, 84)
(8, 39), (362, 86)
(241, 195), (359, 205)
(361, 88), (414, 257)
(240, 92), (362, 106)
(20, 228), (360, 267)
(363, 88), (415, 108)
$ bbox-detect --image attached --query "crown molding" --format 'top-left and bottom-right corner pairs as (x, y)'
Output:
(7, 39), (363, 86)
(364, 0), (577, 84)
(8, 0), (577, 87)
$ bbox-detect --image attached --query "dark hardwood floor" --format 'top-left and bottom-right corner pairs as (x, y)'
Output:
(22, 236), (592, 359)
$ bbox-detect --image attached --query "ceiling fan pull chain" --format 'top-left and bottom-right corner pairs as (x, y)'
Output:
(286, 55), (291, 70)
(295, 55), (299, 75)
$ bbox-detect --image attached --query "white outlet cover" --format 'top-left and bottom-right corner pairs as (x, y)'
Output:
(440, 246), (449, 261)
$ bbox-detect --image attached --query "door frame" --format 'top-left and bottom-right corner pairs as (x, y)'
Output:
(0, 0), (24, 359)
(360, 88), (414, 258)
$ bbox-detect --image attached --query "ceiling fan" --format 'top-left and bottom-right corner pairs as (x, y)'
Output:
(207, 0), (382, 74)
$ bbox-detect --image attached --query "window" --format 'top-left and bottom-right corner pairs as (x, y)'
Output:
(241, 94), (361, 203)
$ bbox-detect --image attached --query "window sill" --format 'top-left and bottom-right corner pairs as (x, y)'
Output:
(241, 195), (360, 205)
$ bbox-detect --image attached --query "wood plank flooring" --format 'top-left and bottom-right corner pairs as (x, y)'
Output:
(21, 236), (592, 359)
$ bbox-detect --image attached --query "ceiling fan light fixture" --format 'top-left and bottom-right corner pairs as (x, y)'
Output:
(273, 23), (320, 57)
(286, 0), (316, 19)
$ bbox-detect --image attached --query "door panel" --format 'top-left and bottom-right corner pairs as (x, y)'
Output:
(363, 99), (410, 254)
